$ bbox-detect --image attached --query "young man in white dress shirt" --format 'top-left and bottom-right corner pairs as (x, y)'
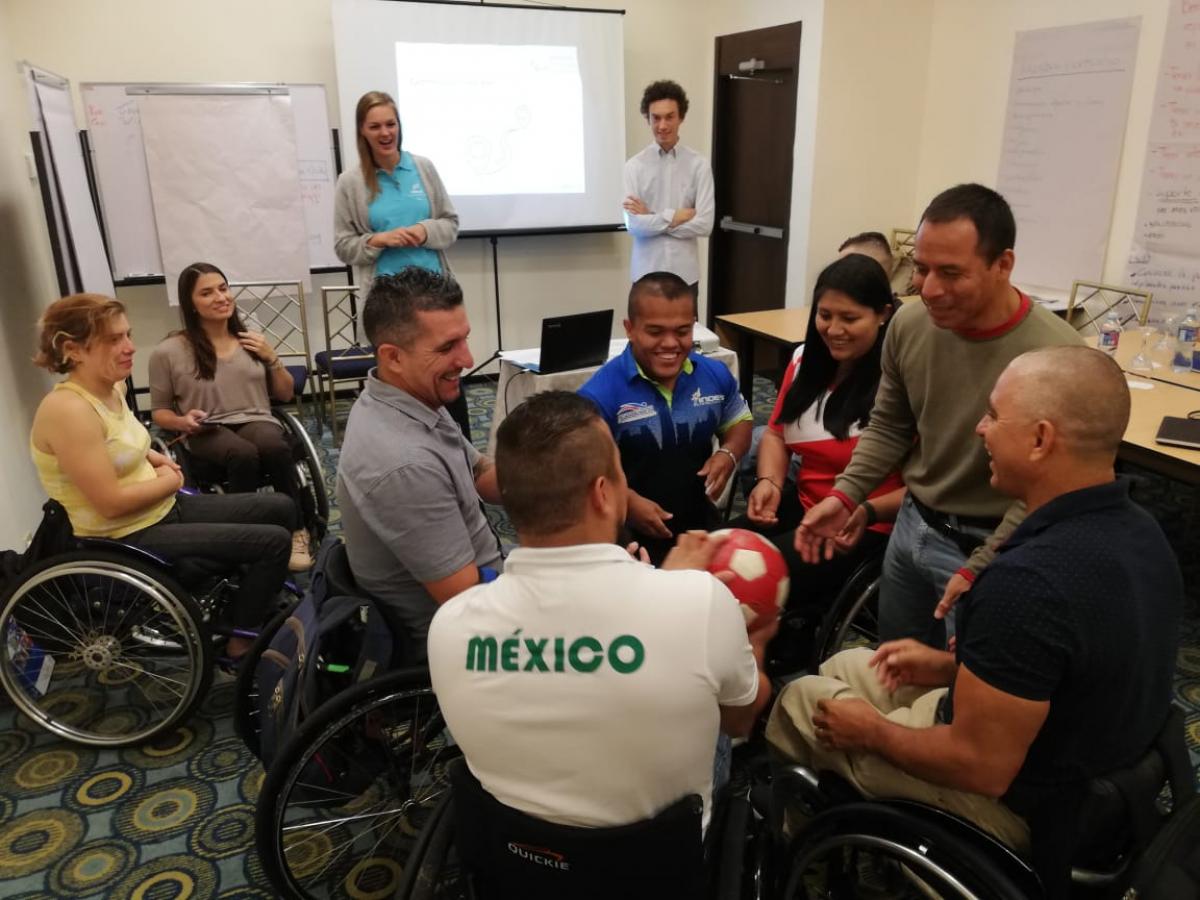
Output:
(622, 80), (715, 296)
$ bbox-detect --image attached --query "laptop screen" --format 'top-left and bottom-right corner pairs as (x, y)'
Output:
(538, 309), (614, 374)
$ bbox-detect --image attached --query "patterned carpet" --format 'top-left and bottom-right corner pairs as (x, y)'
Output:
(0, 376), (1197, 898)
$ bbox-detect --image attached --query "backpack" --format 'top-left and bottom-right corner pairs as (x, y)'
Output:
(0, 499), (75, 592)
(255, 536), (394, 771)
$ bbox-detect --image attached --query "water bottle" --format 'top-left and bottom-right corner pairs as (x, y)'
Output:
(1174, 305), (1198, 373)
(1098, 311), (1122, 357)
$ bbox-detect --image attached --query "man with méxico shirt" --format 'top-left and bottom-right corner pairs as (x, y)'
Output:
(768, 347), (1183, 868)
(336, 268), (502, 653)
(622, 79), (715, 293)
(428, 390), (773, 831)
(795, 183), (1084, 647)
(579, 272), (752, 565)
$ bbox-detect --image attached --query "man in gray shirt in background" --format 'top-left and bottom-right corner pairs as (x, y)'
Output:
(336, 268), (503, 654)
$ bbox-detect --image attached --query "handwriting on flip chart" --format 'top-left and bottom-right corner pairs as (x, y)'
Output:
(1127, 1), (1200, 320)
(996, 17), (1140, 291)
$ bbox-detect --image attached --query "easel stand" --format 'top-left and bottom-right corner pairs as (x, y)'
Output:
(467, 235), (504, 378)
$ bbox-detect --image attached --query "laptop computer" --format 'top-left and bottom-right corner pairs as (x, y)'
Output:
(529, 309), (614, 375)
(1155, 415), (1200, 450)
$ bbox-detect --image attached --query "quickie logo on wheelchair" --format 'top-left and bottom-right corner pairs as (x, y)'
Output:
(506, 842), (571, 871)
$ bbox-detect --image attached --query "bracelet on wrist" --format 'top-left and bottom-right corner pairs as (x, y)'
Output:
(754, 476), (782, 493)
(861, 499), (879, 527)
(715, 447), (738, 466)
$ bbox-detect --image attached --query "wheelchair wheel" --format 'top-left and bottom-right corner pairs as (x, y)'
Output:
(233, 602), (296, 759)
(0, 550), (212, 746)
(278, 409), (329, 532)
(809, 556), (882, 668)
(781, 803), (1035, 900)
(257, 667), (459, 899)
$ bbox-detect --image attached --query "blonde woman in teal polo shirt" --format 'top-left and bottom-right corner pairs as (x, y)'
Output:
(334, 91), (459, 293)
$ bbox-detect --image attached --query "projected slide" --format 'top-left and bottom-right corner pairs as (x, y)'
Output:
(395, 42), (585, 196)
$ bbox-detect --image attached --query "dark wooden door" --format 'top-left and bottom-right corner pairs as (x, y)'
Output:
(708, 22), (801, 323)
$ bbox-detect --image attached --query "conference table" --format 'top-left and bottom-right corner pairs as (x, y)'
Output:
(1119, 377), (1200, 484)
(1088, 336), (1200, 484)
(1103, 333), (1200, 394)
(486, 339), (739, 454)
(714, 307), (811, 399)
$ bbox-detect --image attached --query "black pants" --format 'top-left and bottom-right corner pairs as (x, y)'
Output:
(187, 420), (299, 507)
(124, 492), (294, 628)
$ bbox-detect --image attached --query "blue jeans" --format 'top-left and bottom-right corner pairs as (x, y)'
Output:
(878, 494), (994, 648)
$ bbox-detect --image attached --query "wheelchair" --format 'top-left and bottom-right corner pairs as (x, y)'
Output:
(0, 500), (298, 747)
(254, 665), (453, 900)
(766, 549), (883, 677)
(390, 756), (756, 900)
(763, 703), (1196, 899)
(236, 538), (443, 899)
(153, 406), (329, 545)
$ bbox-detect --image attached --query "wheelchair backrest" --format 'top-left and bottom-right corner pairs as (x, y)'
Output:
(1033, 704), (1196, 897)
(255, 536), (394, 768)
(448, 757), (705, 900)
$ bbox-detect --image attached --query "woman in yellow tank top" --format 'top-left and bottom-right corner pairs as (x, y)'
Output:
(30, 294), (294, 658)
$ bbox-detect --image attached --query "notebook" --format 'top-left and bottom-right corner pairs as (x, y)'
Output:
(1154, 416), (1200, 450)
(528, 309), (614, 375)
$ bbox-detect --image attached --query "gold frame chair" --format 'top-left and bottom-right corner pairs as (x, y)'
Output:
(1065, 281), (1153, 335)
(315, 285), (375, 444)
(890, 227), (918, 298)
(228, 281), (313, 419)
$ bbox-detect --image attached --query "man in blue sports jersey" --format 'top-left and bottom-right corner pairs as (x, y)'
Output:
(580, 272), (752, 564)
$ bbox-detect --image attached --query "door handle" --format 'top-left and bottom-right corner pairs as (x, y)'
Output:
(719, 216), (784, 239)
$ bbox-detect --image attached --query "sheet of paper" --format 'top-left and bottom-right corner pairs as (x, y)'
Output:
(139, 93), (310, 304)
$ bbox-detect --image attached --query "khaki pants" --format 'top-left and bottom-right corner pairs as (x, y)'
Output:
(765, 648), (1030, 852)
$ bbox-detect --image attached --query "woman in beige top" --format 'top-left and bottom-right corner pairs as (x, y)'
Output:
(149, 262), (310, 570)
(31, 294), (294, 658)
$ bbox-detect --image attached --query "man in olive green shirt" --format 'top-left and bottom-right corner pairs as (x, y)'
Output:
(796, 184), (1084, 648)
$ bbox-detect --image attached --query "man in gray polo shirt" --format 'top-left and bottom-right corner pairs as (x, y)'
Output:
(336, 268), (503, 654)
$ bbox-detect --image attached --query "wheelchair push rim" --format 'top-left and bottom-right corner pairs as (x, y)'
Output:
(0, 551), (212, 747)
(257, 669), (459, 900)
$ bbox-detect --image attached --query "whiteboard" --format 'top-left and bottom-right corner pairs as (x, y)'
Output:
(995, 18), (1140, 293)
(1125, 0), (1200, 325)
(81, 83), (341, 280)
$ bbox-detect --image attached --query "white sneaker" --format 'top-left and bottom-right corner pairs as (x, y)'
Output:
(289, 530), (313, 572)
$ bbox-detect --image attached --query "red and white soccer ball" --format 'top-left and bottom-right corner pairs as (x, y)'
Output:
(707, 528), (790, 627)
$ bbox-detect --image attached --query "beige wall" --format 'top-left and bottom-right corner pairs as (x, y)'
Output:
(807, 0), (932, 300)
(0, 4), (56, 548)
(913, 0), (1171, 292)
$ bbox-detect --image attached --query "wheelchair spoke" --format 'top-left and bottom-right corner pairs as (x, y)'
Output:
(0, 553), (211, 747)
(37, 579), (92, 644)
(108, 659), (188, 695)
(15, 591), (90, 647)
